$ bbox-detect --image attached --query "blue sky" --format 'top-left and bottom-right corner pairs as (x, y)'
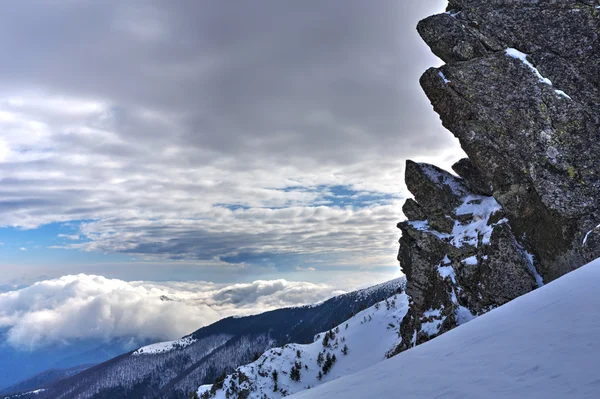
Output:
(0, 0), (461, 289)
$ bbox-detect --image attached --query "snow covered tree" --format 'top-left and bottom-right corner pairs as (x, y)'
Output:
(342, 344), (348, 355)
(290, 362), (302, 382)
(322, 352), (334, 374)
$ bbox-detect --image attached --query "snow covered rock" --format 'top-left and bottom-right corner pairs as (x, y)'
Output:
(395, 161), (540, 353)
(418, 0), (600, 281)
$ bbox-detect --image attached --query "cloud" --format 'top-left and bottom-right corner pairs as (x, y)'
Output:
(295, 267), (316, 272)
(0, 274), (346, 350)
(19, 247), (27, 251)
(0, 1), (460, 272)
(66, 202), (406, 266)
(57, 234), (80, 240)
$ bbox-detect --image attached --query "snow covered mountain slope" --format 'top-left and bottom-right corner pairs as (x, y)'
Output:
(291, 258), (600, 399)
(132, 337), (197, 356)
(198, 293), (408, 399)
(31, 278), (404, 399)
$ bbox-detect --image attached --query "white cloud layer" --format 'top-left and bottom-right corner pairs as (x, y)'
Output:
(0, 274), (347, 350)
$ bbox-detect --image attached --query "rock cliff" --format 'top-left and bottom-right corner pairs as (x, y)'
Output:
(396, 1), (600, 352)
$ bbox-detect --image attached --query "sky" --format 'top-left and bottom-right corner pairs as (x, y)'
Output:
(0, 1), (462, 345)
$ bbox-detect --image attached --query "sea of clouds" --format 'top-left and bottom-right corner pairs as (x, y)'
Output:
(0, 274), (347, 350)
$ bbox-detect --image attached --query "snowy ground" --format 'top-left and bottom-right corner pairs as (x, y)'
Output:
(132, 336), (196, 355)
(290, 258), (600, 399)
(198, 293), (408, 398)
(3, 389), (46, 398)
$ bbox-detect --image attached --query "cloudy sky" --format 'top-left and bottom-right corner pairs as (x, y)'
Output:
(0, 0), (460, 297)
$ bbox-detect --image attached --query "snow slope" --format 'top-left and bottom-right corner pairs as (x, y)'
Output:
(132, 336), (197, 355)
(4, 389), (46, 398)
(198, 293), (408, 398)
(291, 258), (600, 399)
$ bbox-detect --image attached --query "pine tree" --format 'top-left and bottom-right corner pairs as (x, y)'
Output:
(342, 344), (348, 355)
(290, 362), (302, 382)
(272, 370), (279, 392)
(322, 352), (334, 375)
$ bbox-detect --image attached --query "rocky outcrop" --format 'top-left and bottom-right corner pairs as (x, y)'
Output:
(418, 1), (600, 281)
(394, 161), (539, 353)
(396, 1), (600, 352)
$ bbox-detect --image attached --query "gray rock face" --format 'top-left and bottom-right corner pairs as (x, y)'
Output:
(395, 0), (600, 355)
(418, 1), (600, 281)
(394, 162), (538, 354)
(452, 158), (493, 196)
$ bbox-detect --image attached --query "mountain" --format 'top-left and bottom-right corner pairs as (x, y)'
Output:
(290, 257), (600, 399)
(11, 1), (600, 397)
(25, 279), (404, 399)
(0, 337), (147, 393)
(0, 364), (94, 397)
(197, 292), (408, 398)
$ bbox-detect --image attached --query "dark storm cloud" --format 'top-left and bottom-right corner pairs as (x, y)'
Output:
(0, 1), (457, 268)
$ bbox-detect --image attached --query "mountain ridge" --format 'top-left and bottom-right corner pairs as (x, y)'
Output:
(19, 278), (404, 399)
(196, 291), (408, 399)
